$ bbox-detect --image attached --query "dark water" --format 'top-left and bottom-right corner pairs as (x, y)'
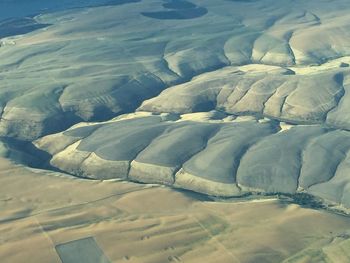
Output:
(0, 0), (141, 39)
(0, 0), (141, 21)
(0, 17), (50, 39)
(227, 0), (257, 2)
(141, 7), (207, 20)
(0, 0), (207, 37)
(142, 0), (208, 20)
(162, 0), (197, 9)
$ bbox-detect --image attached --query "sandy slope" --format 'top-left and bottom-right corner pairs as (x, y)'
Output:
(1, 158), (350, 263)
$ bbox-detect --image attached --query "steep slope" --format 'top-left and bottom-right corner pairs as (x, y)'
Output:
(1, 0), (350, 139)
(33, 113), (350, 211)
(1, 0), (350, 213)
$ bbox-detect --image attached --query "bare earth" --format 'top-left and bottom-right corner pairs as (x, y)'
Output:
(1, 158), (350, 263)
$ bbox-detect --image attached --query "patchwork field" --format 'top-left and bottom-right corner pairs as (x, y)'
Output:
(2, 159), (350, 263)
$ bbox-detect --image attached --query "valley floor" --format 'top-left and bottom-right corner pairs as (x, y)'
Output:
(1, 158), (350, 263)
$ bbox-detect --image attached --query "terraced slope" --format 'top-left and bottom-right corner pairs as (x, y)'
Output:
(140, 63), (350, 129)
(1, 0), (350, 139)
(32, 112), (350, 210)
(1, 0), (350, 211)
